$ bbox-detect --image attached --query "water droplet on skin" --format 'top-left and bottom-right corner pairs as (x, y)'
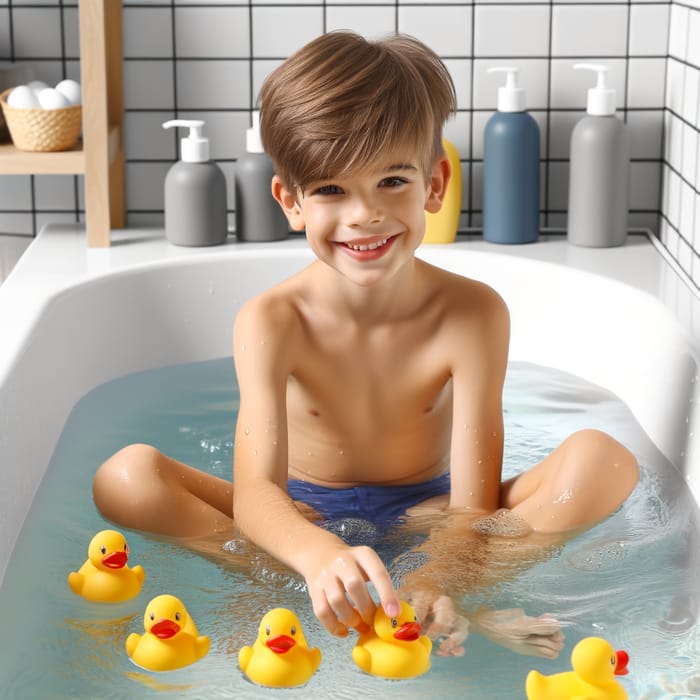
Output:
(338, 449), (344, 456)
(241, 344), (246, 352)
(253, 449), (258, 456)
(244, 426), (251, 435)
(478, 459), (482, 465)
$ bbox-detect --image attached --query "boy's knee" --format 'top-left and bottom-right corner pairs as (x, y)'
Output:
(567, 429), (639, 487)
(93, 443), (162, 519)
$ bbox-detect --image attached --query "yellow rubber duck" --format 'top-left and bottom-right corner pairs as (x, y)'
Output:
(526, 636), (630, 700)
(352, 600), (432, 679)
(68, 529), (145, 603)
(126, 594), (210, 672)
(239, 608), (321, 687)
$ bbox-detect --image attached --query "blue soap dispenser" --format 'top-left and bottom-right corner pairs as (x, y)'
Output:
(483, 67), (540, 244)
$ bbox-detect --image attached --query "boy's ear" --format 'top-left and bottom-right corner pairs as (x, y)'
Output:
(271, 175), (305, 231)
(424, 153), (451, 215)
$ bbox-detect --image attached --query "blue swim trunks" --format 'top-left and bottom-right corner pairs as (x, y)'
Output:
(287, 472), (450, 527)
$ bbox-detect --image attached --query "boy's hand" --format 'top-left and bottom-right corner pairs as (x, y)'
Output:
(408, 591), (470, 656)
(304, 543), (401, 636)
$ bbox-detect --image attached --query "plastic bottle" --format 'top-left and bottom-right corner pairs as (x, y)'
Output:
(567, 64), (629, 248)
(483, 67), (540, 244)
(162, 119), (228, 246)
(234, 111), (288, 242)
(423, 138), (462, 243)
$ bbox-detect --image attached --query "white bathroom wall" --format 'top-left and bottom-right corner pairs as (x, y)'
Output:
(0, 0), (696, 283)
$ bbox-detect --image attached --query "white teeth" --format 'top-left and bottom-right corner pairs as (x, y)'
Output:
(347, 238), (388, 251)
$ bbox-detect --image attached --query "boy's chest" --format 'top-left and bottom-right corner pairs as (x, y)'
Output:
(288, 321), (452, 428)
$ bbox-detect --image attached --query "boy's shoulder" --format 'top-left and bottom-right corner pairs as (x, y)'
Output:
(233, 268), (311, 343)
(420, 260), (507, 314)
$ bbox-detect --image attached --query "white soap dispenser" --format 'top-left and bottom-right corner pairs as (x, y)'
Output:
(567, 64), (629, 248)
(162, 119), (228, 246)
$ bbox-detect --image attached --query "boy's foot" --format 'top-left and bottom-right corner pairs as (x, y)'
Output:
(469, 607), (565, 658)
(409, 592), (564, 658)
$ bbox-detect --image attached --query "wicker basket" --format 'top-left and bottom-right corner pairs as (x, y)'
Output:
(0, 87), (82, 152)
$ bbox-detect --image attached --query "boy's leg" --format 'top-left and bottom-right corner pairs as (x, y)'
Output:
(501, 429), (639, 532)
(93, 444), (234, 537)
(402, 429), (638, 657)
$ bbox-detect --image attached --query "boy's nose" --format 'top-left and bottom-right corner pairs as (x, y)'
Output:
(346, 196), (383, 227)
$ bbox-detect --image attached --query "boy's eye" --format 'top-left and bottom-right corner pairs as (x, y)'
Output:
(380, 176), (409, 188)
(315, 184), (343, 196)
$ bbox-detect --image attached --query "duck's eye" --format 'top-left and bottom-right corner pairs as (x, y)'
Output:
(149, 612), (155, 621)
(291, 626), (296, 636)
(124, 544), (129, 552)
(611, 656), (616, 666)
(100, 545), (107, 554)
(391, 618), (398, 628)
(266, 625), (271, 636)
(175, 612), (181, 621)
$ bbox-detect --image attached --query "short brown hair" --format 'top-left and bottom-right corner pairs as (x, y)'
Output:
(258, 31), (457, 190)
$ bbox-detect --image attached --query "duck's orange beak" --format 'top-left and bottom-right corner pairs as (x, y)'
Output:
(102, 550), (128, 568)
(151, 619), (181, 639)
(615, 649), (629, 675)
(266, 635), (296, 654)
(393, 621), (421, 642)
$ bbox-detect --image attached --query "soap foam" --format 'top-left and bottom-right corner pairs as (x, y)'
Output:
(471, 508), (533, 538)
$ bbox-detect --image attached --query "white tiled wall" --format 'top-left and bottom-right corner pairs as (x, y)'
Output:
(661, 2), (700, 288)
(0, 1), (698, 283)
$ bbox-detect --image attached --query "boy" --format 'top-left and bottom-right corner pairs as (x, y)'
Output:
(93, 31), (638, 657)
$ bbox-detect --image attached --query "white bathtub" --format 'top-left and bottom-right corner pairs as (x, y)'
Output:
(0, 224), (699, 587)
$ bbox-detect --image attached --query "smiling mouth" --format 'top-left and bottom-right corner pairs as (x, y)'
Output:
(342, 235), (396, 252)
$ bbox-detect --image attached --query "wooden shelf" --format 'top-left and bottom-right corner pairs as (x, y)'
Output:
(0, 126), (120, 175)
(0, 0), (124, 246)
(0, 140), (86, 174)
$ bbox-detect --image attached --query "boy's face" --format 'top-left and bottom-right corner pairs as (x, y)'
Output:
(272, 150), (448, 287)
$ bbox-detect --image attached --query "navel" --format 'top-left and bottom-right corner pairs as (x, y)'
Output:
(308, 408), (320, 417)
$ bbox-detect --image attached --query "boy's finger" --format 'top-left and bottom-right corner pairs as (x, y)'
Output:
(355, 547), (401, 619)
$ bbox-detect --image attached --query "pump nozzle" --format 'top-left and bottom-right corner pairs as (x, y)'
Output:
(487, 67), (526, 112)
(245, 111), (264, 154)
(573, 64), (616, 116)
(162, 119), (210, 162)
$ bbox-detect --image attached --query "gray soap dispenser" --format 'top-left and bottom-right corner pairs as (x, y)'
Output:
(567, 64), (629, 247)
(162, 119), (228, 246)
(234, 111), (288, 242)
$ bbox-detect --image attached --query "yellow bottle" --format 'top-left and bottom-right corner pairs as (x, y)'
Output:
(423, 138), (462, 243)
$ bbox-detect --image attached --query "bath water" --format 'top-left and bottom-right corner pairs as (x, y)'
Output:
(0, 358), (698, 699)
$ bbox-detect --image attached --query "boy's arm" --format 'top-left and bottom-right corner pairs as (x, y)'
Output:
(231, 296), (399, 635)
(397, 284), (511, 654)
(448, 283), (509, 511)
